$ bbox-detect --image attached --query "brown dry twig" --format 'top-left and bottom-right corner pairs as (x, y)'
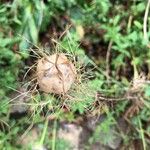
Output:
(106, 40), (113, 82)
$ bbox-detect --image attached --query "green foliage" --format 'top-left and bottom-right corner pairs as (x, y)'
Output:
(70, 0), (111, 25)
(0, 3), (22, 100)
(10, 0), (46, 50)
(55, 139), (72, 150)
(89, 112), (116, 145)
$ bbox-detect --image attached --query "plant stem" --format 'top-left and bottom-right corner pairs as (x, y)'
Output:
(138, 117), (146, 150)
(143, 0), (150, 42)
(40, 118), (48, 145)
(52, 120), (57, 150)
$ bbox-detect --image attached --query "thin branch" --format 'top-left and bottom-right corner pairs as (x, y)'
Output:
(143, 0), (150, 42)
(106, 40), (113, 82)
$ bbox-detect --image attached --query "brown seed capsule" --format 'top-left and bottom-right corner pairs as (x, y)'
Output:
(36, 53), (76, 94)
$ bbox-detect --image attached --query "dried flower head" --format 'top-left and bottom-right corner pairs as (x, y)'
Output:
(36, 53), (76, 94)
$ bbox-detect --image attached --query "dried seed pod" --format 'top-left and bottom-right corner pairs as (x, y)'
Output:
(36, 53), (76, 94)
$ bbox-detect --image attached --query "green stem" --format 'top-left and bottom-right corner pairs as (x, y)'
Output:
(138, 117), (146, 150)
(52, 120), (57, 150)
(39, 118), (48, 145)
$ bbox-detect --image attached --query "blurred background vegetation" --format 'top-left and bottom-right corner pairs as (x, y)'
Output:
(0, 0), (150, 149)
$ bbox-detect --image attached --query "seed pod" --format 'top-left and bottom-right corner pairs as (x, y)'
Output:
(36, 53), (76, 94)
